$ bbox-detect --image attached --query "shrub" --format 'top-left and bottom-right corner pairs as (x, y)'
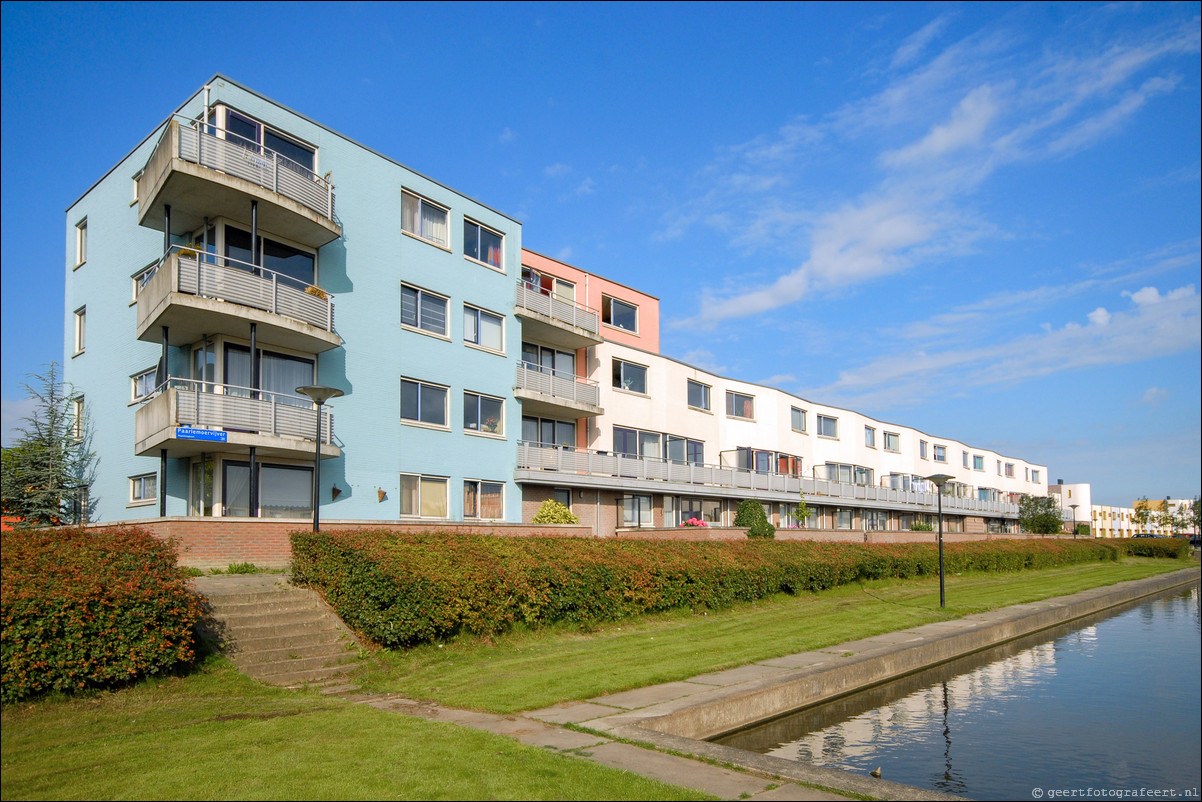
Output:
(734, 499), (775, 539)
(1119, 537), (1190, 559)
(530, 499), (580, 525)
(291, 532), (1141, 649)
(1, 526), (204, 703)
(910, 521), (934, 531)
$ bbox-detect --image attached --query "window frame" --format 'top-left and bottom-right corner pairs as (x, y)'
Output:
(73, 306), (86, 355)
(1005, 462), (1015, 478)
(400, 378), (449, 429)
(131, 262), (158, 303)
(933, 445), (947, 463)
(75, 218), (87, 267)
(71, 396), (85, 441)
(791, 406), (806, 433)
(401, 189), (450, 249)
(973, 454), (985, 471)
(884, 431), (900, 453)
(463, 305), (505, 353)
(687, 379), (711, 411)
(399, 473), (449, 518)
(920, 440), (928, 459)
(129, 473), (157, 505)
(725, 391), (755, 420)
(620, 493), (653, 527)
(463, 218), (504, 271)
(131, 367), (157, 403)
(463, 479), (505, 520)
(817, 414), (838, 439)
(401, 283), (450, 339)
(864, 426), (876, 448)
(601, 294), (639, 333)
(463, 390), (505, 436)
(612, 358), (648, 394)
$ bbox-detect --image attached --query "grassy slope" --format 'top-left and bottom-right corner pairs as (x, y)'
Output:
(352, 558), (1192, 712)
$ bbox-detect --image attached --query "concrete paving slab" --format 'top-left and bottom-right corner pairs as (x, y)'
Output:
(590, 680), (710, 709)
(750, 783), (853, 801)
(524, 700), (624, 724)
(579, 741), (775, 799)
(758, 652), (832, 669)
(508, 726), (609, 751)
(689, 663), (792, 685)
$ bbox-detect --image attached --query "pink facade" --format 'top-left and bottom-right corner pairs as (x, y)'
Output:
(521, 249), (660, 353)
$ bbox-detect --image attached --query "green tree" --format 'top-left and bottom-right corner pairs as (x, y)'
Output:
(0, 363), (96, 525)
(791, 490), (815, 528)
(1132, 496), (1153, 528)
(1191, 496), (1201, 532)
(734, 498), (775, 539)
(1018, 493), (1063, 534)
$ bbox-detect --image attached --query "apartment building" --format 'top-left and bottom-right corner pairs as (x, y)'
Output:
(65, 76), (1050, 538)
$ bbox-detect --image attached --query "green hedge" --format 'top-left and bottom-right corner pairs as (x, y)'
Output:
(1119, 536), (1191, 558)
(1, 527), (204, 703)
(292, 532), (1141, 648)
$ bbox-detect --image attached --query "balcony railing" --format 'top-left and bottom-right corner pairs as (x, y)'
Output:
(515, 362), (600, 408)
(515, 281), (600, 336)
(141, 246), (335, 333)
(516, 443), (1021, 517)
(143, 378), (333, 445)
(152, 118), (335, 222)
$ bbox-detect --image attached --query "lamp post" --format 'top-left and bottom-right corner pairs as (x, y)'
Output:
(1069, 503), (1079, 539)
(295, 385), (343, 532)
(926, 474), (955, 608)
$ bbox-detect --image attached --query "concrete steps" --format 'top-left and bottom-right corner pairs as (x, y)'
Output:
(192, 574), (364, 691)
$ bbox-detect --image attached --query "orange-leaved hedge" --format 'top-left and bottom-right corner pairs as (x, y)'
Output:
(1, 526), (204, 703)
(291, 531), (1136, 648)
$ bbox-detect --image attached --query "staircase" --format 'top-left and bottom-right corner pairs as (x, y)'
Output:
(192, 574), (362, 693)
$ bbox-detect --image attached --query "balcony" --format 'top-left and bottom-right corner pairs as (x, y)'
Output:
(514, 362), (603, 418)
(515, 443), (1021, 518)
(137, 119), (341, 249)
(135, 379), (339, 460)
(514, 281), (602, 351)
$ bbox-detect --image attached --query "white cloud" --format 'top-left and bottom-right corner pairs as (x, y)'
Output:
(499, 127), (515, 144)
(1087, 307), (1111, 326)
(882, 85), (999, 166)
(575, 177), (596, 196)
(1141, 386), (1169, 405)
(544, 163), (571, 178)
(760, 373), (798, 387)
(891, 15), (952, 70)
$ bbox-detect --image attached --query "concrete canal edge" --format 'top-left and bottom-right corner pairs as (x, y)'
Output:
(542, 566), (1199, 802)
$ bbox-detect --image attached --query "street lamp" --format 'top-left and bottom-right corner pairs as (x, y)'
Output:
(1069, 503), (1079, 539)
(296, 385), (343, 532)
(926, 474), (955, 608)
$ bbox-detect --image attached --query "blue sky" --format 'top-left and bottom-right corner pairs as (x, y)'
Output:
(2, 1), (1198, 506)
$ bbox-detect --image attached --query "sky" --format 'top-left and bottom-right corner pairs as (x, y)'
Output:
(1, 1), (1199, 507)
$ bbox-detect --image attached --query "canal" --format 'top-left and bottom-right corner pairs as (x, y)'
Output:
(715, 582), (1201, 800)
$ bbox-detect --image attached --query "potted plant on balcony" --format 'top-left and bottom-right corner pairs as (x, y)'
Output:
(305, 285), (329, 300)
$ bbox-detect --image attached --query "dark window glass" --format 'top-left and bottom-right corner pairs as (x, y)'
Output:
(263, 129), (314, 173)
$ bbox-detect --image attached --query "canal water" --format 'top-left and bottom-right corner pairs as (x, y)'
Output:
(715, 582), (1201, 800)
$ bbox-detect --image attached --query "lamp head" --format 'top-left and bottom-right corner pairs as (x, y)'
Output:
(925, 473), (955, 488)
(295, 385), (344, 405)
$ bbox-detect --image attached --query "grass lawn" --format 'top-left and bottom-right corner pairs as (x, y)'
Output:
(350, 557), (1194, 712)
(0, 662), (712, 801)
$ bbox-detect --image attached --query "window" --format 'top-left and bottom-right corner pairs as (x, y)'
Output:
(997, 460), (1002, 475)
(402, 189), (449, 247)
(400, 474), (448, 518)
(666, 435), (704, 465)
(726, 391), (755, 419)
(132, 262), (158, 301)
(864, 510), (888, 531)
(464, 391), (503, 435)
(553, 488), (572, 509)
(601, 295), (638, 332)
(71, 396), (84, 441)
(401, 284), (448, 337)
(823, 462), (873, 486)
(791, 407), (806, 432)
(75, 219), (87, 266)
(73, 307), (86, 354)
(973, 455), (984, 471)
(865, 426), (876, 448)
(401, 379), (448, 427)
(131, 367), (157, 402)
(920, 440), (928, 459)
(522, 416), (575, 447)
(464, 480), (504, 519)
(464, 306), (504, 352)
(1031, 470), (1041, 483)
(130, 473), (157, 504)
(884, 432), (900, 452)
(621, 494), (653, 527)
(817, 415), (838, 438)
(934, 445), (946, 463)
(523, 342), (574, 378)
(463, 220), (503, 269)
(224, 225), (315, 285)
(835, 508), (855, 530)
(613, 359), (647, 393)
(687, 380), (711, 411)
(963, 451), (969, 468)
(226, 109), (316, 173)
(613, 426), (662, 459)
(1005, 463), (1015, 478)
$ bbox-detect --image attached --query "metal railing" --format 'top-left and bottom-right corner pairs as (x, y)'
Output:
(152, 378), (334, 444)
(157, 118), (335, 222)
(515, 281), (600, 336)
(516, 442), (1021, 516)
(145, 246), (334, 332)
(515, 362), (601, 408)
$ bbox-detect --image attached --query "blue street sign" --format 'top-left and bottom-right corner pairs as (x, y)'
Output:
(175, 427), (228, 442)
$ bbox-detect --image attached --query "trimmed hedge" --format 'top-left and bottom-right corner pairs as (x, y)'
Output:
(1120, 536), (1191, 558)
(1, 527), (204, 703)
(292, 532), (1146, 648)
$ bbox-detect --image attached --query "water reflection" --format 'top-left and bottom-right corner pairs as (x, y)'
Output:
(716, 583), (1201, 800)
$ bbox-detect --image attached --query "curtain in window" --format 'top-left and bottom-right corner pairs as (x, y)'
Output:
(420, 477), (447, 517)
(260, 352), (313, 407)
(463, 482), (478, 518)
(402, 193), (420, 238)
(421, 202), (447, 246)
(480, 483), (503, 519)
(223, 463), (251, 517)
(479, 312), (502, 350)
(260, 465), (312, 518)
(399, 475), (419, 516)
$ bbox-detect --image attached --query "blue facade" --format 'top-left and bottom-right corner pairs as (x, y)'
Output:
(65, 76), (522, 524)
